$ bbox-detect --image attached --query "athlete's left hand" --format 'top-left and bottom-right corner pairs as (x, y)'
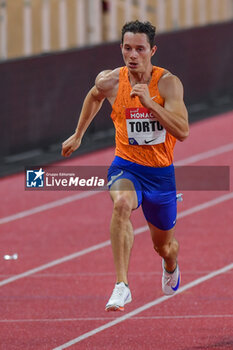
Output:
(130, 84), (153, 109)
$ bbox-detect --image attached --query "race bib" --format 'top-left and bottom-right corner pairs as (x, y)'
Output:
(126, 107), (166, 145)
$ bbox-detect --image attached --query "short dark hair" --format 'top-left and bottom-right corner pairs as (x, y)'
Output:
(121, 20), (156, 48)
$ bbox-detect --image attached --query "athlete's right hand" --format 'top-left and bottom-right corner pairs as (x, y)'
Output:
(61, 133), (81, 157)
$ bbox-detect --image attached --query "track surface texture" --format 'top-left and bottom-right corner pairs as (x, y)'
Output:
(0, 111), (233, 350)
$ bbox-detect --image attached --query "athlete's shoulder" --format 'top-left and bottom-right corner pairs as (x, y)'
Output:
(158, 69), (184, 99)
(95, 68), (121, 94)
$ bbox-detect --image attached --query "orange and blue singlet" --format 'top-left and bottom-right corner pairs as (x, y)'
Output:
(107, 66), (177, 230)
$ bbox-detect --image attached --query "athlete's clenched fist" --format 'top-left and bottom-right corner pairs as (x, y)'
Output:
(130, 84), (153, 109)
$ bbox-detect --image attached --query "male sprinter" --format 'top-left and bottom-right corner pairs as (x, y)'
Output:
(62, 20), (189, 311)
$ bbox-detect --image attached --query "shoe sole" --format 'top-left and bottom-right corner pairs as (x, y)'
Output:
(105, 305), (124, 312)
(105, 297), (132, 312)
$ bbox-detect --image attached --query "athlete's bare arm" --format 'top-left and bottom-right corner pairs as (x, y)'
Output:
(130, 71), (189, 141)
(61, 69), (119, 157)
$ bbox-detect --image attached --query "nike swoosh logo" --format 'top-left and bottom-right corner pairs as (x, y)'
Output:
(171, 273), (180, 292)
(124, 292), (130, 302)
(144, 138), (156, 144)
(107, 170), (124, 186)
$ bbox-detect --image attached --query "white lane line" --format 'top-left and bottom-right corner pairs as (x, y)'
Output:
(1, 315), (232, 323)
(177, 192), (233, 219)
(174, 142), (233, 166)
(0, 191), (100, 225)
(0, 191), (233, 288)
(53, 262), (233, 349)
(1, 142), (233, 225)
(0, 240), (110, 287)
(1, 270), (226, 278)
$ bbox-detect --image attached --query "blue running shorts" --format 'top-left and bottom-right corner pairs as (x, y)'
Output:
(107, 156), (177, 231)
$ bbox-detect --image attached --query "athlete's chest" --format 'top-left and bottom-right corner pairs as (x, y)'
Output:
(112, 90), (166, 146)
(125, 106), (166, 145)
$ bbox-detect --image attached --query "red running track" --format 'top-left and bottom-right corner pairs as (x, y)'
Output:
(0, 111), (233, 350)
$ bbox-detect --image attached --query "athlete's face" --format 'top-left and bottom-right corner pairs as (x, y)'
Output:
(121, 32), (156, 73)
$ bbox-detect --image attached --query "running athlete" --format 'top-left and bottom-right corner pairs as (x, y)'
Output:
(62, 20), (189, 311)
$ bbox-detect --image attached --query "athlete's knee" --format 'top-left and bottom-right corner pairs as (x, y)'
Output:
(113, 193), (133, 219)
(154, 243), (171, 259)
(154, 238), (179, 258)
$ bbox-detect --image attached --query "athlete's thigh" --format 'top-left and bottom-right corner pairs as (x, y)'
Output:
(109, 178), (138, 210)
(147, 221), (176, 247)
(141, 190), (177, 231)
(107, 165), (143, 210)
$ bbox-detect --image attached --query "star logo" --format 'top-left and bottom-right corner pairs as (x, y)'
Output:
(33, 168), (45, 181)
(26, 168), (45, 188)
